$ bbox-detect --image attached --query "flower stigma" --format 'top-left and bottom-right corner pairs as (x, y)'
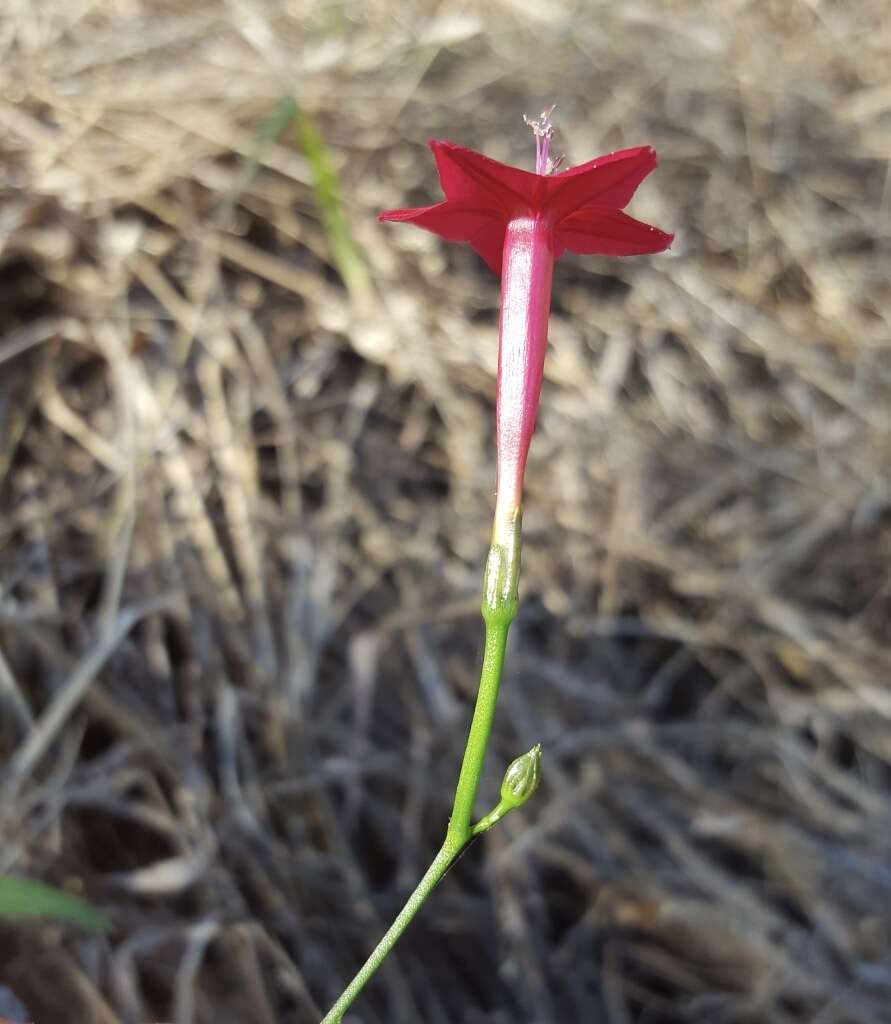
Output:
(523, 104), (563, 175)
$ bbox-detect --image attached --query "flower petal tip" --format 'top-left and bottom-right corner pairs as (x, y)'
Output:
(378, 206), (424, 223)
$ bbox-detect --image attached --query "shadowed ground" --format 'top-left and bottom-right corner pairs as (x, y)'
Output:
(1, 2), (890, 1022)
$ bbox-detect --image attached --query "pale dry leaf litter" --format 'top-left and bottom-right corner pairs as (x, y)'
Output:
(1, 1), (891, 1022)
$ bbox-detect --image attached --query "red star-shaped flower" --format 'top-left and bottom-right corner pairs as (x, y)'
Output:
(379, 139), (673, 275)
(379, 125), (673, 538)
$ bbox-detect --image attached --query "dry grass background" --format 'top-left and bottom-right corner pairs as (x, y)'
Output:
(1, 1), (891, 1022)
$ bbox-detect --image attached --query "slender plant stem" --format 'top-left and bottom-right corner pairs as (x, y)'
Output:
(320, 515), (523, 1023)
(446, 605), (514, 844)
(319, 843), (456, 1024)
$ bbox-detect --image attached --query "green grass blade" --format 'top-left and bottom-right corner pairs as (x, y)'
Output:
(292, 105), (370, 298)
(240, 96), (300, 191)
(241, 97), (370, 298)
(0, 875), (109, 931)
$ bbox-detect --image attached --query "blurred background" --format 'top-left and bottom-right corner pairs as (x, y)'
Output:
(1, 1), (890, 1022)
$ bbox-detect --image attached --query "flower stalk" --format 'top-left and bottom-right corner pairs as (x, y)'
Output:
(321, 110), (672, 1023)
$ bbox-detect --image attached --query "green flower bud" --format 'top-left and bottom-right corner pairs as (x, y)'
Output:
(500, 743), (542, 810)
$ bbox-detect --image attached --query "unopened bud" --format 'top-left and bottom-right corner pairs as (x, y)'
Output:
(500, 743), (542, 810)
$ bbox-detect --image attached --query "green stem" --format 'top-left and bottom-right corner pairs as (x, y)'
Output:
(319, 843), (456, 1024)
(471, 798), (510, 837)
(320, 511), (522, 1023)
(446, 602), (515, 845)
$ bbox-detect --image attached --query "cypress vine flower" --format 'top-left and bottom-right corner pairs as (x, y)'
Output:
(322, 119), (671, 1023)
(379, 113), (673, 549)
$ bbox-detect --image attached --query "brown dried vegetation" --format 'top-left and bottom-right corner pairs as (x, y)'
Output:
(1, 2), (890, 1022)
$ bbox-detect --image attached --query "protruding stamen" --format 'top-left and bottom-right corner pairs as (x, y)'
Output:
(547, 153), (565, 175)
(523, 104), (556, 175)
